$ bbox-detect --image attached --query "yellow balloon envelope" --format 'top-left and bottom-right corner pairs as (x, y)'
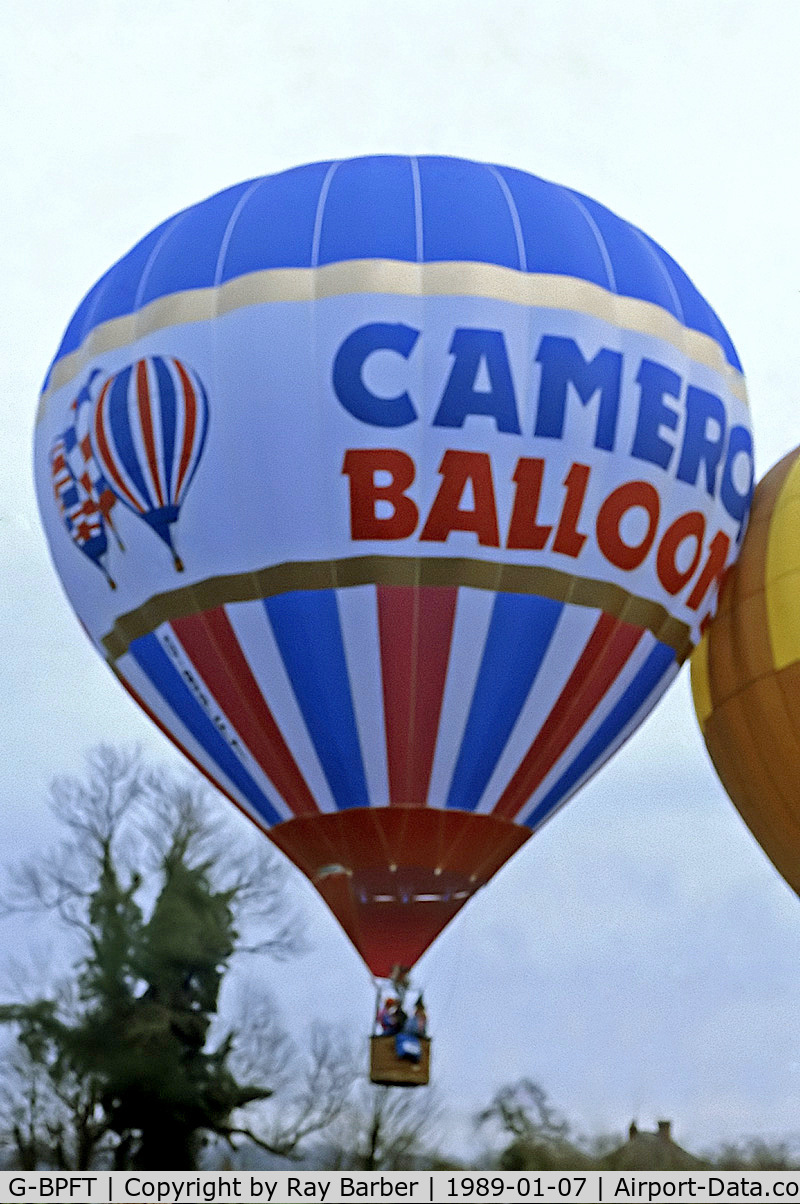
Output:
(692, 445), (800, 892)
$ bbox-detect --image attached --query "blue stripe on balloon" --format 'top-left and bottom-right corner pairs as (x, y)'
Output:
(264, 591), (370, 810)
(153, 357), (177, 503)
(566, 190), (681, 318)
(446, 593), (563, 812)
(418, 157), (522, 268)
(520, 640), (677, 830)
(49, 219), (174, 372)
(640, 235), (743, 373)
(220, 160), (335, 281)
(107, 366), (153, 513)
(316, 156), (418, 265)
(129, 632), (284, 827)
(496, 166), (612, 288)
(137, 181), (257, 305)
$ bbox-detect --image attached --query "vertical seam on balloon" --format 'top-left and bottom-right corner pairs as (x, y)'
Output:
(308, 162), (371, 813)
(629, 225), (685, 323)
(406, 155), (426, 832)
(311, 161), (343, 268)
(718, 661), (800, 846)
(487, 165), (527, 272)
(561, 189), (617, 292)
(309, 163), (343, 591)
(491, 167), (538, 466)
(213, 178), (268, 287)
(203, 180), (289, 769)
(133, 213), (186, 315)
(759, 668), (800, 831)
(410, 156), (424, 262)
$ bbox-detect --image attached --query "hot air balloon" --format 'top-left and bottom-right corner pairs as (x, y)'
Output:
(691, 446), (800, 895)
(91, 356), (209, 571)
(35, 157), (753, 1075)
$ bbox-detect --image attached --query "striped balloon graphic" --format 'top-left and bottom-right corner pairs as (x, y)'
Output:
(35, 156), (752, 978)
(50, 433), (116, 588)
(91, 356), (208, 570)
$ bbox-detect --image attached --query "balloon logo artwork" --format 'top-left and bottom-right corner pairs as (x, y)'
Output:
(35, 156), (753, 981)
(48, 357), (209, 584)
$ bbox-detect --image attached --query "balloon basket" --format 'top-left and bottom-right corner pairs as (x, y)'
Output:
(369, 1035), (430, 1087)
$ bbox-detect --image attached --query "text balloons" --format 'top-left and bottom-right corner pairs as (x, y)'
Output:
(692, 447), (800, 894)
(35, 156), (752, 976)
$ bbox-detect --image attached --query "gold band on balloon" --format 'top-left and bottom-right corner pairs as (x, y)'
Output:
(101, 553), (693, 664)
(39, 259), (748, 421)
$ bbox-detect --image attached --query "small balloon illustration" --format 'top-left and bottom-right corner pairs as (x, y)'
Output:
(91, 356), (209, 571)
(50, 434), (116, 588)
(69, 368), (125, 550)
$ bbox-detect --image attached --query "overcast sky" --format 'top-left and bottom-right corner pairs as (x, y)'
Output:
(4, 0), (800, 1159)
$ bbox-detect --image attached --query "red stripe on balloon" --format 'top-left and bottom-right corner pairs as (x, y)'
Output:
(377, 585), (457, 806)
(136, 359), (165, 508)
(112, 666), (272, 835)
(93, 380), (143, 513)
(492, 614), (645, 821)
(174, 360), (197, 499)
(169, 607), (321, 817)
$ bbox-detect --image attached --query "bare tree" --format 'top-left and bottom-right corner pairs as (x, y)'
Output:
(219, 1022), (359, 1160)
(707, 1138), (800, 1170)
(476, 1079), (591, 1171)
(321, 1071), (441, 1171)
